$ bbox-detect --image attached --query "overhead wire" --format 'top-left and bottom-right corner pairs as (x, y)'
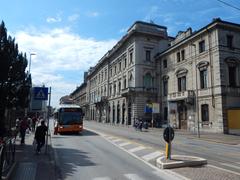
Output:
(216, 0), (240, 11)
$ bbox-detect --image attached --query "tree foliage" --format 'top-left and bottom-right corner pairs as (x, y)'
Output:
(0, 21), (32, 119)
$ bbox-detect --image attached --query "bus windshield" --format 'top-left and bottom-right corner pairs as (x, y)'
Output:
(59, 112), (82, 125)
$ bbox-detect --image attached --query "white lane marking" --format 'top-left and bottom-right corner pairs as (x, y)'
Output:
(92, 177), (111, 180)
(119, 142), (131, 146)
(124, 173), (145, 180)
(106, 137), (116, 140)
(220, 163), (240, 170)
(112, 139), (123, 143)
(86, 128), (188, 180)
(141, 151), (163, 161)
(208, 164), (240, 176)
(129, 146), (146, 153)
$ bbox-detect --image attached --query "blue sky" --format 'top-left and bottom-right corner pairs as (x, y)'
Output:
(1, 0), (239, 107)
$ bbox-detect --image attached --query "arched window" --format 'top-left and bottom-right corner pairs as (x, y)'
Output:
(144, 73), (153, 88)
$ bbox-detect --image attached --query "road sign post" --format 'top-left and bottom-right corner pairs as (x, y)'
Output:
(45, 87), (51, 154)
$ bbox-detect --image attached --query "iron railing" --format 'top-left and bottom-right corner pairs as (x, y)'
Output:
(0, 137), (16, 180)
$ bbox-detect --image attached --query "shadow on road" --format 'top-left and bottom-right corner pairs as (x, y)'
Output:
(54, 129), (99, 137)
(82, 129), (99, 136)
(54, 146), (97, 180)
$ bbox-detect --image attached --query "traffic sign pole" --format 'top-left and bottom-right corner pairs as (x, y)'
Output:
(45, 87), (51, 154)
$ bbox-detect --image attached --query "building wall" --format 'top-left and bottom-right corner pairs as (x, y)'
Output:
(71, 19), (240, 134)
(157, 20), (240, 133)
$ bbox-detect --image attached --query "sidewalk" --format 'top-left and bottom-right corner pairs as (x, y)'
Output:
(9, 132), (56, 180)
(98, 122), (240, 145)
(148, 128), (240, 145)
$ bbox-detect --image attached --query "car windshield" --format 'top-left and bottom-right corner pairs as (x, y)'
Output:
(59, 112), (82, 125)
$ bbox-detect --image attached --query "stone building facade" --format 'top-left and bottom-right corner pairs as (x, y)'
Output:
(71, 18), (240, 134)
(156, 19), (240, 133)
(86, 21), (169, 126)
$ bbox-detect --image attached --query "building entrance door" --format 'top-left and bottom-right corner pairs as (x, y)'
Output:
(178, 102), (187, 129)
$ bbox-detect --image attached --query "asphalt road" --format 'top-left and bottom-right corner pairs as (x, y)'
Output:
(50, 121), (179, 180)
(83, 121), (240, 174)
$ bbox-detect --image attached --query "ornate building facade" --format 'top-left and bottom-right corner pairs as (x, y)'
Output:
(71, 19), (240, 134)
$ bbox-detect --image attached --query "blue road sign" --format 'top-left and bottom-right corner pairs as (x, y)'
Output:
(144, 103), (152, 113)
(33, 87), (48, 100)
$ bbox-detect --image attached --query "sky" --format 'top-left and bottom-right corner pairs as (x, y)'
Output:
(0, 0), (239, 107)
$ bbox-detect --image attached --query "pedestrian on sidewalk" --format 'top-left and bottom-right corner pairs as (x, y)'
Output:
(19, 117), (30, 144)
(31, 116), (37, 132)
(34, 120), (48, 154)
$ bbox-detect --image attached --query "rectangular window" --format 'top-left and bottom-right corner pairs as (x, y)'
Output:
(129, 52), (133, 64)
(114, 66), (117, 74)
(178, 76), (186, 92)
(229, 66), (236, 87)
(163, 80), (168, 96)
(227, 35), (233, 48)
(199, 40), (205, 53)
(119, 62), (121, 72)
(181, 49), (185, 61)
(124, 58), (127, 68)
(110, 68), (112, 77)
(201, 104), (209, 122)
(163, 59), (167, 68)
(124, 78), (127, 89)
(146, 50), (151, 61)
(114, 84), (116, 95)
(200, 69), (208, 89)
(109, 85), (112, 96)
(177, 52), (181, 62)
(105, 70), (107, 80)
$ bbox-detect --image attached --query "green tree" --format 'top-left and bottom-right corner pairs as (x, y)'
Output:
(0, 21), (31, 136)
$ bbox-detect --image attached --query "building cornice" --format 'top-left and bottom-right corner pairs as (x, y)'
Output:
(155, 18), (240, 59)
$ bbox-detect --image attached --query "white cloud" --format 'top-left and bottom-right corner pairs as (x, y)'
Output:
(86, 11), (100, 17)
(46, 16), (62, 23)
(13, 27), (117, 107)
(68, 14), (80, 22)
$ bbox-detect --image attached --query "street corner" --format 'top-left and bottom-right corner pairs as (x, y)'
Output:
(156, 155), (207, 169)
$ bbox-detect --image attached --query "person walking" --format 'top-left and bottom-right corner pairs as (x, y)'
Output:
(31, 116), (37, 132)
(19, 117), (30, 144)
(34, 120), (48, 154)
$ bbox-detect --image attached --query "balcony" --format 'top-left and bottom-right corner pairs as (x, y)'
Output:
(94, 96), (108, 104)
(168, 90), (195, 102)
(121, 87), (157, 97)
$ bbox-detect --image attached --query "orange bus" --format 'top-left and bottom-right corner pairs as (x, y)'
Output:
(54, 104), (83, 134)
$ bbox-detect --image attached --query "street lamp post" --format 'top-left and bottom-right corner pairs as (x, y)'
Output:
(29, 53), (36, 73)
(191, 44), (200, 138)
